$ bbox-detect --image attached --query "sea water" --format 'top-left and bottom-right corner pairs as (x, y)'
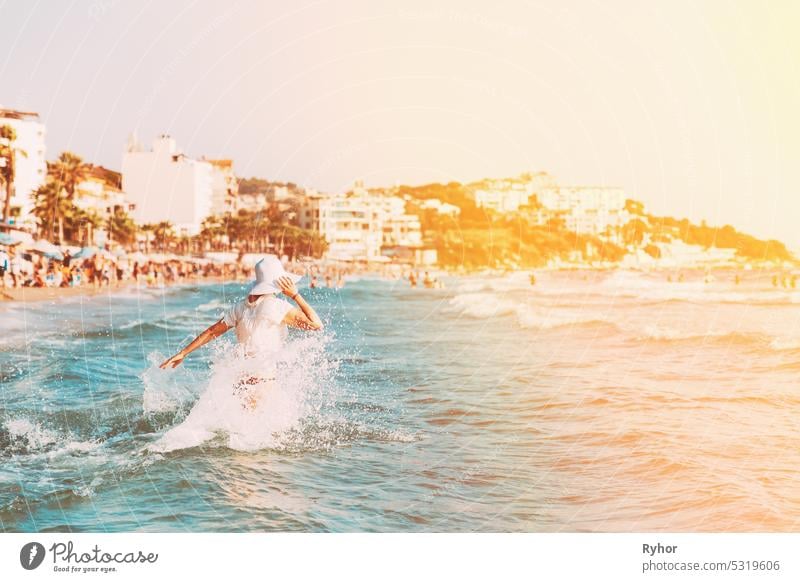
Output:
(2, 271), (800, 532)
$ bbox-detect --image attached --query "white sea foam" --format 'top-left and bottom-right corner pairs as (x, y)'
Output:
(4, 418), (59, 450)
(196, 299), (227, 312)
(597, 271), (800, 304)
(116, 319), (145, 331)
(768, 337), (800, 351)
(447, 292), (610, 330)
(141, 352), (204, 414)
(515, 305), (610, 330)
(636, 324), (693, 341)
(106, 288), (161, 301)
(3, 417), (101, 459)
(446, 292), (519, 318)
(147, 334), (337, 453)
(633, 324), (735, 342)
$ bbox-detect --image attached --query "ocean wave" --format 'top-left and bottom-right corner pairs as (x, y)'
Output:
(454, 272), (532, 293)
(105, 289), (160, 301)
(273, 419), (418, 454)
(446, 292), (612, 330)
(633, 325), (776, 348)
(768, 337), (800, 351)
(446, 291), (800, 353)
(107, 319), (189, 335)
(0, 417), (102, 458)
(196, 298), (228, 312)
(3, 418), (60, 451)
(445, 292), (520, 318)
(636, 324), (724, 342)
(515, 305), (612, 330)
(599, 271), (800, 305)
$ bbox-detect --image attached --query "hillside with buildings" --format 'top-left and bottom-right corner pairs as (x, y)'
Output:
(1, 105), (793, 270)
(387, 174), (793, 269)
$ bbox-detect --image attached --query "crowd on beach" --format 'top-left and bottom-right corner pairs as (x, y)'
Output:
(0, 246), (238, 290)
(8, 239), (797, 300)
(0, 242), (374, 296)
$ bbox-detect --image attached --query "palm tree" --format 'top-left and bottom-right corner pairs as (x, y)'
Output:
(32, 181), (73, 241)
(0, 125), (26, 225)
(106, 207), (137, 247)
(43, 152), (90, 243)
(140, 223), (157, 253)
(176, 234), (192, 255)
(47, 152), (89, 201)
(69, 209), (104, 246)
(200, 215), (225, 251)
(152, 221), (176, 251)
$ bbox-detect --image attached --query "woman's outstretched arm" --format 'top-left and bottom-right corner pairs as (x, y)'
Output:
(277, 276), (323, 331)
(159, 319), (231, 368)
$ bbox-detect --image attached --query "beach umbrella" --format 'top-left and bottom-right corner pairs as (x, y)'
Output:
(128, 251), (147, 263)
(28, 239), (64, 261)
(72, 246), (98, 259)
(0, 233), (22, 246)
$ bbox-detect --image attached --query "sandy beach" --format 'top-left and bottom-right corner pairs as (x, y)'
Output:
(0, 274), (244, 305)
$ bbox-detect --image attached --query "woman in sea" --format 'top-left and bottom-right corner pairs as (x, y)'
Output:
(159, 255), (323, 410)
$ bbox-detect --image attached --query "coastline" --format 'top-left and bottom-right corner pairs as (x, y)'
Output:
(0, 275), (248, 307)
(2, 264), (792, 307)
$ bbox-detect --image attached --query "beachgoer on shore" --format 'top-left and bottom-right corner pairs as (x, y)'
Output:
(159, 255), (324, 411)
(9, 249), (22, 288)
(0, 247), (8, 289)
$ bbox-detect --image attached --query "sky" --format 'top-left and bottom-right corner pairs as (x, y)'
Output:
(1, 0), (798, 246)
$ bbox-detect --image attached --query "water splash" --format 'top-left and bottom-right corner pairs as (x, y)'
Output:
(147, 332), (339, 453)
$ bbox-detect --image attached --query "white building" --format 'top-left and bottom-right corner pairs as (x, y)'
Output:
(539, 186), (629, 235)
(420, 198), (461, 216)
(122, 135), (213, 235)
(470, 172), (556, 213)
(74, 166), (130, 216)
(0, 108), (47, 228)
(206, 159), (238, 216)
(301, 191), (383, 261)
(299, 181), (424, 261)
(382, 212), (422, 247)
(472, 184), (530, 213)
(72, 166), (131, 246)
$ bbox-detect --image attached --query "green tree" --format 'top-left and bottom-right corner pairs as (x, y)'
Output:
(152, 221), (176, 251)
(67, 208), (103, 246)
(47, 152), (90, 242)
(47, 152), (90, 200)
(140, 223), (155, 254)
(622, 218), (648, 247)
(106, 207), (138, 246)
(32, 181), (73, 241)
(200, 215), (226, 251)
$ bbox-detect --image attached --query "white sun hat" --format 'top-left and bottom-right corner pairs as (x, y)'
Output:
(248, 255), (302, 295)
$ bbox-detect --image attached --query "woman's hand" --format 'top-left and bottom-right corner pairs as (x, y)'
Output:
(276, 276), (299, 299)
(159, 352), (185, 369)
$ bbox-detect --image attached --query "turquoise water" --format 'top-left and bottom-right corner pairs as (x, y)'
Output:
(2, 271), (800, 532)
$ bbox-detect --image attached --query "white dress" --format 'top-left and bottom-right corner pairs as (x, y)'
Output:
(221, 295), (294, 408)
